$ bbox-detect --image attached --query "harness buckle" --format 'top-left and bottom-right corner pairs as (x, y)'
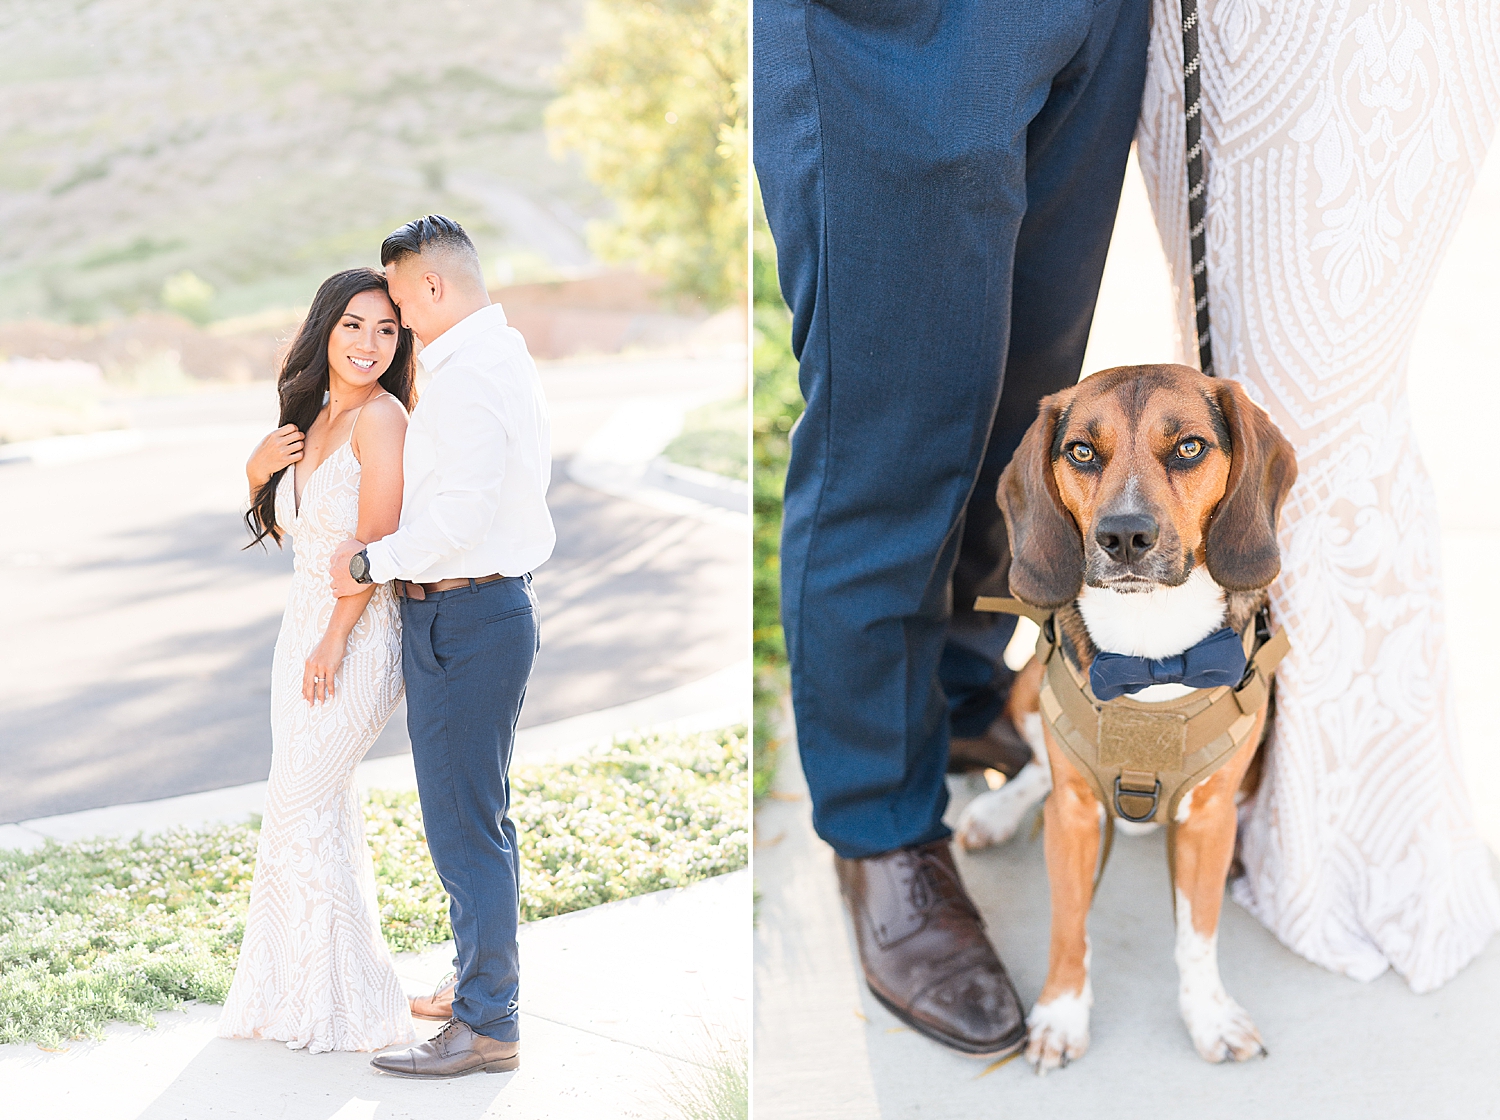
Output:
(1233, 671), (1267, 715)
(1113, 774), (1161, 823)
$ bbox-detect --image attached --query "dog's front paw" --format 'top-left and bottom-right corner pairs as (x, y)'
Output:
(1024, 991), (1091, 1075)
(1180, 990), (1266, 1063)
(955, 762), (1051, 851)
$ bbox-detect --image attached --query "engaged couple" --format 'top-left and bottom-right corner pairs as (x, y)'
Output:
(219, 215), (550, 1078)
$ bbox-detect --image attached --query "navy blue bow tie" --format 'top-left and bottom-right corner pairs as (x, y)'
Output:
(1089, 627), (1247, 701)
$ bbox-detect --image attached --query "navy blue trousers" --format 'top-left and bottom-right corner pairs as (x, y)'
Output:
(756, 0), (1149, 858)
(401, 574), (538, 1042)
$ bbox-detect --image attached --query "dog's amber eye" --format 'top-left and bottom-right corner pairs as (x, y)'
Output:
(1068, 443), (1095, 465)
(1177, 439), (1204, 460)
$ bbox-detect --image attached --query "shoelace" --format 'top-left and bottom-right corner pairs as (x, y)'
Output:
(432, 1018), (465, 1047)
(909, 847), (982, 924)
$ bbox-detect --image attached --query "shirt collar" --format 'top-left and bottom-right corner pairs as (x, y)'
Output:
(416, 303), (509, 373)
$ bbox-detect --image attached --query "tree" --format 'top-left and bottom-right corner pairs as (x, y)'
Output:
(546, 0), (747, 308)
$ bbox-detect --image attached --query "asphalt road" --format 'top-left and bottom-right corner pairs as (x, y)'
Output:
(0, 354), (748, 823)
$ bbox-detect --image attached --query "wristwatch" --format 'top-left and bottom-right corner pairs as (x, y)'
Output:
(349, 548), (374, 585)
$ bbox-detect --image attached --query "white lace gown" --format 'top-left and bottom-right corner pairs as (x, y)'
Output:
(219, 441), (415, 1051)
(1136, 0), (1500, 991)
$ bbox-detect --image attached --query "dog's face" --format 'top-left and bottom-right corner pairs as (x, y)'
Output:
(998, 364), (1298, 606)
(1053, 368), (1231, 590)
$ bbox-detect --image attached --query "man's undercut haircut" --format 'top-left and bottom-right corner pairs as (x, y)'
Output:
(380, 214), (480, 273)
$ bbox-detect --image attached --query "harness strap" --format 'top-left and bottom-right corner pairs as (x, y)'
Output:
(1046, 622), (1287, 758)
(974, 594), (1288, 907)
(973, 596), (1054, 626)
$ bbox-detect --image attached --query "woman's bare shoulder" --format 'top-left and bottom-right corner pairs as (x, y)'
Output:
(364, 390), (409, 422)
(351, 392), (408, 459)
(359, 392), (409, 430)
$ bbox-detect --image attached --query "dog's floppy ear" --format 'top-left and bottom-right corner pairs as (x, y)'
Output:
(1204, 379), (1298, 590)
(997, 393), (1084, 608)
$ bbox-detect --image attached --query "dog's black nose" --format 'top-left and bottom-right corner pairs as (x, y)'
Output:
(1095, 514), (1159, 564)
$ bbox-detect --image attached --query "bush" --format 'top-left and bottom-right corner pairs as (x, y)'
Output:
(547, 0), (748, 308)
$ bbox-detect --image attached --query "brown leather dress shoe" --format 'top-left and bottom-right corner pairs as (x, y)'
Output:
(370, 1018), (519, 1079)
(409, 972), (456, 1021)
(948, 713), (1033, 778)
(836, 838), (1027, 1056)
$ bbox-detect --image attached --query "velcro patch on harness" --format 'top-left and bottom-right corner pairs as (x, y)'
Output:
(1098, 706), (1188, 771)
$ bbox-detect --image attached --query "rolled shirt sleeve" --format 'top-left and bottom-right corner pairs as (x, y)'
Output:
(365, 370), (508, 583)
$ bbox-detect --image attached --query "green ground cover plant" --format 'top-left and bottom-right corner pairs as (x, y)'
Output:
(663, 395), (749, 481)
(0, 726), (747, 1047)
(752, 199), (805, 799)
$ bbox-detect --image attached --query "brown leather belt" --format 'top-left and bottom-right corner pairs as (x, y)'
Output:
(393, 573), (506, 601)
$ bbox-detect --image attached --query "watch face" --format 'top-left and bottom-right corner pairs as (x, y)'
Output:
(351, 551), (369, 581)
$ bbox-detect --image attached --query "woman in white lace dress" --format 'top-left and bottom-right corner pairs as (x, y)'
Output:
(220, 268), (417, 1051)
(1137, 0), (1500, 991)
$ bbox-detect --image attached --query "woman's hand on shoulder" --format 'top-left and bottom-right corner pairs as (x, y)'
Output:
(247, 423), (303, 490)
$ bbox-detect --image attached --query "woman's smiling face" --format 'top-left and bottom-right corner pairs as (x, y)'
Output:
(327, 289), (399, 386)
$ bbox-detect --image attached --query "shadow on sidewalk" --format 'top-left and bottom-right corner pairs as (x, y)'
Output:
(136, 1026), (518, 1120)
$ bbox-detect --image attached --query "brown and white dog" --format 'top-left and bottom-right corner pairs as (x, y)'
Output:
(959, 363), (1297, 1072)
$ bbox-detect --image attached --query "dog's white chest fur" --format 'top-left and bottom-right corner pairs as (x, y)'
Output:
(1076, 568), (1228, 702)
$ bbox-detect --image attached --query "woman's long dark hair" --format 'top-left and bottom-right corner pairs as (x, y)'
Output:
(244, 267), (416, 548)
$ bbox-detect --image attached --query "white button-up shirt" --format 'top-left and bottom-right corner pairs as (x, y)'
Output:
(365, 303), (555, 583)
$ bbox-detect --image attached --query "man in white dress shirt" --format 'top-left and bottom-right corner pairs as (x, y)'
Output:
(330, 215), (553, 1078)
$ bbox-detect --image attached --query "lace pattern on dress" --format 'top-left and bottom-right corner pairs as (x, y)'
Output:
(1136, 0), (1500, 993)
(218, 441), (414, 1051)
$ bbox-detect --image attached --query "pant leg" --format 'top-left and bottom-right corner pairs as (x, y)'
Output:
(756, 0), (1148, 859)
(401, 575), (537, 1043)
(942, 0), (1151, 736)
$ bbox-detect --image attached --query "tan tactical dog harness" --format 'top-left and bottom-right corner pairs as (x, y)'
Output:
(974, 596), (1290, 900)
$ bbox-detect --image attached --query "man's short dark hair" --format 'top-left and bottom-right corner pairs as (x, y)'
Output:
(380, 214), (478, 267)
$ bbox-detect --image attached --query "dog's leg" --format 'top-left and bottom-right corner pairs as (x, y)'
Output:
(1172, 718), (1267, 1063)
(956, 658), (1050, 849)
(1024, 727), (1097, 1074)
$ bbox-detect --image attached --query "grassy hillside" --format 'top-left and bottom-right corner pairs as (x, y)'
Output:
(0, 0), (604, 325)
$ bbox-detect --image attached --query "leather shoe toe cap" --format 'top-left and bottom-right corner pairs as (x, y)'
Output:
(370, 1048), (417, 1074)
(910, 958), (1027, 1051)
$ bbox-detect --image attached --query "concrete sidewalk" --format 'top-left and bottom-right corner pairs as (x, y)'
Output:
(754, 737), (1500, 1120)
(3, 870), (748, 1120)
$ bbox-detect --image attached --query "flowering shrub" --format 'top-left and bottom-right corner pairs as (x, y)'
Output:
(0, 726), (747, 1046)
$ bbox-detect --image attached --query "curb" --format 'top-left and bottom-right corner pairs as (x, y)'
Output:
(0, 659), (749, 851)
